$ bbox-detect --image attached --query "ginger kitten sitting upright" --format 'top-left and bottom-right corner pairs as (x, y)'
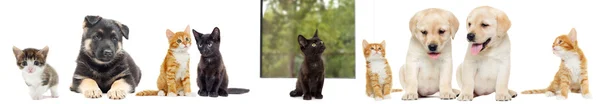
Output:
(362, 40), (402, 101)
(521, 28), (592, 100)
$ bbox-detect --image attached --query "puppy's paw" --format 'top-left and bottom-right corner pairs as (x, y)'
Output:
(495, 93), (512, 101)
(401, 92), (418, 100)
(167, 92), (177, 97)
(556, 95), (567, 100)
(83, 88), (103, 98)
(545, 92), (555, 97)
(107, 89), (127, 100)
(384, 95), (391, 99)
(457, 92), (474, 101)
(583, 94), (592, 99)
(157, 90), (165, 96)
(440, 90), (457, 100)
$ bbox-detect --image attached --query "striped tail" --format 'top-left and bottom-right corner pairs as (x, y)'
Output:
(136, 90), (159, 96)
(521, 89), (548, 94)
(391, 89), (403, 92)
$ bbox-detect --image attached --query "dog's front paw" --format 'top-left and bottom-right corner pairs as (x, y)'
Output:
(401, 92), (418, 100)
(457, 92), (474, 101)
(107, 89), (127, 100)
(496, 92), (512, 101)
(83, 88), (103, 98)
(440, 90), (457, 100)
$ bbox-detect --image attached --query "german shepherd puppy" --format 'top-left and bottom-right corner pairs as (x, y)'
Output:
(69, 15), (142, 100)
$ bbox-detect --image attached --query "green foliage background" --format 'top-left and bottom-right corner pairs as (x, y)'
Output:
(261, 0), (355, 78)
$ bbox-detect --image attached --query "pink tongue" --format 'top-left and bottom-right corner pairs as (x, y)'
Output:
(428, 54), (440, 59)
(471, 44), (483, 55)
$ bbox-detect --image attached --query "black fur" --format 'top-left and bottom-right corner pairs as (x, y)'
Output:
(289, 29), (326, 100)
(193, 27), (249, 98)
(69, 15), (141, 94)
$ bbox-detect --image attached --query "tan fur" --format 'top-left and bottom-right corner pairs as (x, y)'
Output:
(136, 25), (193, 96)
(521, 28), (591, 99)
(456, 6), (516, 101)
(362, 40), (402, 100)
(80, 78), (102, 98)
(107, 79), (130, 100)
(400, 8), (460, 101)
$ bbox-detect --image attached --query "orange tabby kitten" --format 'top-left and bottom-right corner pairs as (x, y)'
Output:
(362, 39), (402, 100)
(137, 25), (193, 97)
(521, 28), (591, 100)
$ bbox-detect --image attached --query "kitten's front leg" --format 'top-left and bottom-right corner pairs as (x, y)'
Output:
(209, 76), (222, 97)
(28, 86), (44, 100)
(197, 76), (208, 97)
(580, 72), (592, 99)
(50, 86), (59, 98)
(166, 69), (178, 97)
(182, 73), (193, 96)
(313, 75), (325, 99)
(302, 75), (312, 100)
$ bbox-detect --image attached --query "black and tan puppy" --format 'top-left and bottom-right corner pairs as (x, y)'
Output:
(69, 15), (142, 100)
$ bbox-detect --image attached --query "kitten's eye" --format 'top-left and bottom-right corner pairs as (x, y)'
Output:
(34, 61), (40, 66)
(320, 41), (323, 44)
(468, 23), (472, 27)
(21, 61), (27, 66)
(370, 47), (374, 50)
(311, 43), (316, 47)
(481, 23), (489, 27)
(378, 48), (382, 50)
(558, 40), (562, 44)
(186, 38), (190, 41)
(93, 35), (101, 40)
(421, 30), (428, 35)
(208, 42), (213, 47)
(439, 29), (446, 34)
(177, 39), (182, 43)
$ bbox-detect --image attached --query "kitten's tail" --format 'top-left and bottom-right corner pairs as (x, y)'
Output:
(391, 89), (403, 92)
(135, 90), (159, 96)
(227, 88), (250, 94)
(521, 89), (548, 94)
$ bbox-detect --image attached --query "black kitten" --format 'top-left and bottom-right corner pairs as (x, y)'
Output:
(289, 29), (326, 100)
(193, 27), (250, 98)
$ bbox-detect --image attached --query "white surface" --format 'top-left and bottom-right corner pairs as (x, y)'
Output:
(0, 0), (597, 104)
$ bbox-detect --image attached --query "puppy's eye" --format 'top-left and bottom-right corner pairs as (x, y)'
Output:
(421, 30), (428, 35)
(468, 23), (472, 27)
(21, 61), (27, 66)
(177, 39), (182, 43)
(439, 29), (446, 34)
(34, 61), (40, 66)
(93, 35), (101, 40)
(112, 37), (118, 41)
(481, 23), (489, 27)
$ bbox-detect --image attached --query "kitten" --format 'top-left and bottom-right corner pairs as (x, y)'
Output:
(362, 39), (402, 100)
(289, 29), (326, 100)
(12, 46), (59, 100)
(521, 28), (592, 100)
(193, 27), (250, 98)
(136, 25), (193, 97)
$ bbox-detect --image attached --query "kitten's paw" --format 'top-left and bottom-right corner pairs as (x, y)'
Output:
(495, 92), (512, 101)
(440, 90), (457, 100)
(457, 92), (474, 101)
(545, 92), (555, 97)
(556, 95), (567, 100)
(367, 94), (374, 98)
(209, 92), (218, 98)
(185, 92), (194, 97)
(107, 89), (127, 100)
(583, 94), (592, 99)
(219, 91), (228, 97)
(401, 92), (418, 100)
(83, 88), (103, 98)
(30, 95), (43, 100)
(178, 91), (184, 96)
(384, 95), (391, 99)
(289, 90), (302, 97)
(198, 90), (208, 97)
(303, 95), (312, 100)
(157, 91), (166, 96)
(167, 92), (177, 97)
(51, 95), (59, 98)
(374, 97), (383, 101)
(314, 94), (323, 99)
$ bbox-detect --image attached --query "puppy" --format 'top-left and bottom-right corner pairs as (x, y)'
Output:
(456, 6), (517, 101)
(399, 8), (460, 100)
(69, 15), (142, 100)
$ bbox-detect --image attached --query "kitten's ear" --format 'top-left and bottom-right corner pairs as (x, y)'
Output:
(192, 29), (202, 43)
(12, 46), (22, 59)
(211, 27), (221, 41)
(39, 46), (49, 57)
(568, 28), (577, 42)
(84, 15), (102, 28)
(184, 25), (191, 34)
(114, 21), (130, 40)
(166, 29), (175, 39)
(362, 39), (369, 49)
(298, 35), (307, 47)
(381, 40), (386, 48)
(313, 29), (319, 38)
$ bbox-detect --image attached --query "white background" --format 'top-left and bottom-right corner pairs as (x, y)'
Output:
(0, 0), (597, 104)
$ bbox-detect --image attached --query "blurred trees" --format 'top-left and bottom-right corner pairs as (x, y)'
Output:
(261, 0), (355, 78)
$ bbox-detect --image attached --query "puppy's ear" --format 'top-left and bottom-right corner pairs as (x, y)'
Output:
(211, 27), (220, 41)
(12, 46), (22, 59)
(496, 9), (511, 34)
(298, 35), (307, 49)
(409, 11), (423, 37)
(447, 11), (459, 39)
(38, 46), (49, 59)
(362, 39), (368, 49)
(184, 25), (191, 34)
(568, 28), (577, 43)
(114, 21), (130, 40)
(84, 15), (102, 28)
(166, 29), (175, 39)
(192, 29), (202, 43)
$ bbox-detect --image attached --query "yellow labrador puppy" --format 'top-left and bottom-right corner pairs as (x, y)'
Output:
(456, 6), (517, 101)
(399, 8), (460, 100)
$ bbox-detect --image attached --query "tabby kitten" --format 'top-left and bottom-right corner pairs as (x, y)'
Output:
(136, 25), (193, 97)
(521, 28), (592, 100)
(13, 46), (59, 100)
(289, 29), (326, 100)
(362, 40), (402, 100)
(194, 27), (250, 98)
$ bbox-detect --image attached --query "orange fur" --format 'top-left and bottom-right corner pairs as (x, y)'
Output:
(137, 25), (193, 96)
(363, 39), (402, 100)
(521, 28), (590, 99)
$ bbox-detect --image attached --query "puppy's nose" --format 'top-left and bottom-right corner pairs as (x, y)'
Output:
(103, 50), (113, 57)
(428, 44), (438, 51)
(467, 33), (475, 42)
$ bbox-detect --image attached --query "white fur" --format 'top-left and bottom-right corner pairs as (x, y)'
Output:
(554, 47), (582, 83)
(367, 53), (387, 85)
(157, 90), (165, 96)
(172, 45), (190, 80)
(167, 92), (177, 97)
(583, 94), (592, 99)
(556, 95), (567, 100)
(545, 92), (555, 97)
(21, 60), (55, 100)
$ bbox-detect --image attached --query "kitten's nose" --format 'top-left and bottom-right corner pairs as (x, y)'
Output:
(467, 33), (475, 42)
(103, 50), (113, 57)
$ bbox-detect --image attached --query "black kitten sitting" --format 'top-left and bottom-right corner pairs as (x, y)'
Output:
(289, 29), (326, 100)
(193, 27), (250, 98)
